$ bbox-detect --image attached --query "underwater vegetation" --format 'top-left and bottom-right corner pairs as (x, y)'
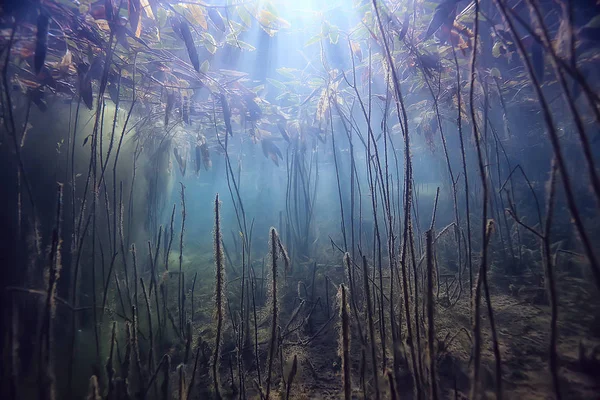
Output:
(1, 0), (600, 399)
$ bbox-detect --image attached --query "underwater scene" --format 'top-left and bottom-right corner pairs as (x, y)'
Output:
(1, 0), (600, 398)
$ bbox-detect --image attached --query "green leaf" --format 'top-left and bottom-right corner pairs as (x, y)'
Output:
(226, 36), (256, 51)
(202, 32), (217, 54)
(237, 40), (256, 51)
(237, 6), (252, 28)
(307, 77), (324, 88)
(276, 67), (297, 80)
(267, 78), (287, 91)
(490, 67), (502, 79)
(492, 41), (503, 58)
(305, 34), (323, 47)
(200, 60), (210, 73)
(157, 8), (168, 29)
(228, 20), (244, 32)
(276, 92), (290, 101)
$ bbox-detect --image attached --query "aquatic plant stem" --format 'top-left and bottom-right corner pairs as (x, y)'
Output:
(38, 183), (63, 400)
(450, 42), (472, 299)
(213, 194), (225, 400)
(425, 230), (438, 400)
(505, 162), (561, 399)
(469, 2), (502, 398)
(265, 228), (279, 400)
(525, 0), (600, 208)
(493, 0), (600, 290)
(361, 255), (380, 400)
(371, 0), (421, 394)
(339, 284), (351, 400)
(544, 162), (561, 400)
(140, 278), (157, 394)
(251, 266), (262, 385)
(179, 183), (186, 335)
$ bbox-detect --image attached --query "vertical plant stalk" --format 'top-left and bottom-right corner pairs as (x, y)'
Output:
(131, 306), (144, 396)
(506, 163), (561, 399)
(39, 183), (63, 400)
(285, 355), (298, 400)
(362, 256), (380, 400)
(265, 227), (280, 400)
(371, 0), (421, 394)
(178, 364), (186, 400)
(544, 163), (561, 399)
(426, 230), (438, 400)
(251, 265), (262, 384)
(187, 346), (201, 400)
(338, 284), (352, 400)
(213, 194), (225, 400)
(118, 182), (133, 310)
(469, 2), (484, 396)
(141, 279), (155, 385)
(131, 244), (139, 315)
(106, 322), (117, 398)
(386, 369), (398, 400)
(344, 253), (364, 344)
(165, 204), (176, 269)
(451, 42), (471, 299)
(179, 184), (187, 334)
(469, 2), (503, 398)
(162, 355), (171, 400)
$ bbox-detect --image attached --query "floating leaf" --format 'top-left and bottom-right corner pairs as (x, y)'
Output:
(208, 8), (226, 31)
(267, 78), (287, 91)
(219, 69), (248, 77)
(237, 40), (255, 51)
(186, 4), (207, 30)
(258, 9), (276, 26)
(276, 67), (297, 80)
(226, 35), (255, 51)
(258, 9), (290, 31)
(202, 32), (217, 54)
(276, 92), (290, 101)
(237, 6), (252, 28)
